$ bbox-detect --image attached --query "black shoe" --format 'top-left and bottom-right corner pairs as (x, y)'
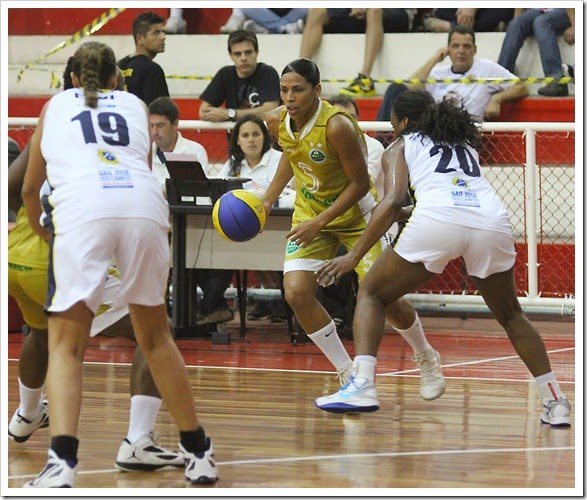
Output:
(537, 81), (568, 97)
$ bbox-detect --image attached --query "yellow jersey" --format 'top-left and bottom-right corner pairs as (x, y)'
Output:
(8, 206), (49, 269)
(278, 99), (378, 230)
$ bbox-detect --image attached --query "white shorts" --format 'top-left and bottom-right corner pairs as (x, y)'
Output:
(394, 214), (516, 279)
(89, 270), (129, 337)
(47, 218), (169, 314)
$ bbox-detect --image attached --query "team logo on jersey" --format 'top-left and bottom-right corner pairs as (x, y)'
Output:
(452, 177), (468, 188)
(98, 149), (118, 165)
(309, 148), (326, 164)
(286, 240), (300, 254)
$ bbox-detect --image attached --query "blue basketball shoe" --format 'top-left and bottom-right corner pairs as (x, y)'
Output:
(315, 376), (379, 414)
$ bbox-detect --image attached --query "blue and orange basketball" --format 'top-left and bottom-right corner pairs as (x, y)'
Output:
(212, 189), (266, 242)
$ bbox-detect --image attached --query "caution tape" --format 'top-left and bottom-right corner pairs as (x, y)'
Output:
(17, 8), (126, 84)
(322, 76), (573, 85)
(164, 75), (572, 85)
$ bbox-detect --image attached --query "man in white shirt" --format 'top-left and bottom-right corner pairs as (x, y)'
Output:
(148, 96), (209, 193)
(377, 25), (529, 122)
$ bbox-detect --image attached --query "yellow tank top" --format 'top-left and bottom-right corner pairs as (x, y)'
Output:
(278, 99), (377, 229)
(8, 206), (49, 269)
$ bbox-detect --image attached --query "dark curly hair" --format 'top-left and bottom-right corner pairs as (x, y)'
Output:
(227, 114), (272, 176)
(416, 97), (482, 148)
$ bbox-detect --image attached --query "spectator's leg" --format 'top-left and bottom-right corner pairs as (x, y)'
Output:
(361, 9), (384, 77)
(299, 8), (329, 58)
(473, 8), (514, 32)
(241, 8), (284, 33)
(376, 83), (408, 121)
(533, 10), (571, 77)
(497, 10), (540, 72)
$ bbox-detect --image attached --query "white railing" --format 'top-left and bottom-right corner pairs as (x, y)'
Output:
(8, 118), (576, 316)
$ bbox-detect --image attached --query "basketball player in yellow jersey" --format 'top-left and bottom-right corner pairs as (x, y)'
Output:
(263, 58), (384, 385)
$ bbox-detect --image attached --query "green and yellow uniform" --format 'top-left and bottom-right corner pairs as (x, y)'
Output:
(8, 207), (50, 329)
(278, 99), (384, 279)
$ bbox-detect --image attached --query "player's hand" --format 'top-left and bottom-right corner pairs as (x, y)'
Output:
(315, 253), (359, 287)
(285, 218), (323, 248)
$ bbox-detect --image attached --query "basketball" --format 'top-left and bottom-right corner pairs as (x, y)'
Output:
(212, 189), (266, 242)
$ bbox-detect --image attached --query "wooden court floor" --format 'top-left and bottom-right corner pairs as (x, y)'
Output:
(5, 315), (577, 492)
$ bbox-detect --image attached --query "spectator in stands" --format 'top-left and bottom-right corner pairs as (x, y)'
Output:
(210, 115), (287, 324)
(8, 137), (21, 222)
(118, 11), (169, 105)
(148, 96), (208, 194)
(497, 8), (575, 97)
(220, 8), (246, 34)
(299, 8), (416, 97)
(163, 8), (187, 34)
(376, 26), (529, 122)
(424, 8), (514, 32)
(241, 8), (307, 35)
(199, 30), (280, 123)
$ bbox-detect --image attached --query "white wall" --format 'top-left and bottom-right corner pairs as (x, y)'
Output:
(8, 32), (575, 98)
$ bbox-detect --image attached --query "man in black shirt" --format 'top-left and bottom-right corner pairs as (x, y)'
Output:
(118, 11), (169, 105)
(199, 30), (280, 122)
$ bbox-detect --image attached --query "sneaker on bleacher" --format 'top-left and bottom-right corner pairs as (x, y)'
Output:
(537, 80), (568, 97)
(243, 20), (270, 34)
(163, 17), (187, 34)
(339, 73), (376, 97)
(220, 12), (245, 34)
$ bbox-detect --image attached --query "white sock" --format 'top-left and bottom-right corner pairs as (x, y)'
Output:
(126, 395), (162, 443)
(307, 320), (352, 370)
(18, 378), (44, 420)
(354, 355), (377, 384)
(535, 372), (566, 401)
(393, 313), (431, 354)
(169, 8), (183, 20)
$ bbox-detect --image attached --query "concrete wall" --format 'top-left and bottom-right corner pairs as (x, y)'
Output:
(8, 32), (575, 98)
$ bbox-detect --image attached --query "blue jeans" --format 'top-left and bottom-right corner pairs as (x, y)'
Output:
(497, 9), (571, 77)
(241, 8), (308, 33)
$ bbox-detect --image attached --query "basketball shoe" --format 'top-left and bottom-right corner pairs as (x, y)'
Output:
(337, 361), (354, 386)
(115, 432), (184, 471)
(180, 439), (218, 484)
(315, 376), (379, 414)
(243, 19), (270, 34)
(24, 449), (77, 488)
(412, 347), (446, 400)
(541, 399), (571, 427)
(220, 11), (245, 33)
(8, 399), (49, 443)
(339, 73), (376, 97)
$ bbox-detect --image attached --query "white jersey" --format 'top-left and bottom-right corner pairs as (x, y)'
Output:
(403, 133), (511, 234)
(217, 147), (282, 190)
(151, 131), (209, 193)
(427, 58), (517, 121)
(41, 88), (169, 233)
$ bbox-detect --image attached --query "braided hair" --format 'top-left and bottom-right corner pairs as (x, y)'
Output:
(71, 41), (117, 108)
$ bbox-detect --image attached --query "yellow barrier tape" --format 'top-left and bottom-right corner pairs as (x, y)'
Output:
(166, 75), (572, 85)
(17, 7), (126, 84)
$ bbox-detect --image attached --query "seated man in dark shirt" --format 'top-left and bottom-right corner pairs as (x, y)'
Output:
(199, 30), (280, 123)
(118, 11), (169, 105)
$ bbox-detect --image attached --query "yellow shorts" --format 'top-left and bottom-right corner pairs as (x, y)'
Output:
(8, 262), (129, 335)
(8, 262), (49, 330)
(283, 226), (385, 281)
